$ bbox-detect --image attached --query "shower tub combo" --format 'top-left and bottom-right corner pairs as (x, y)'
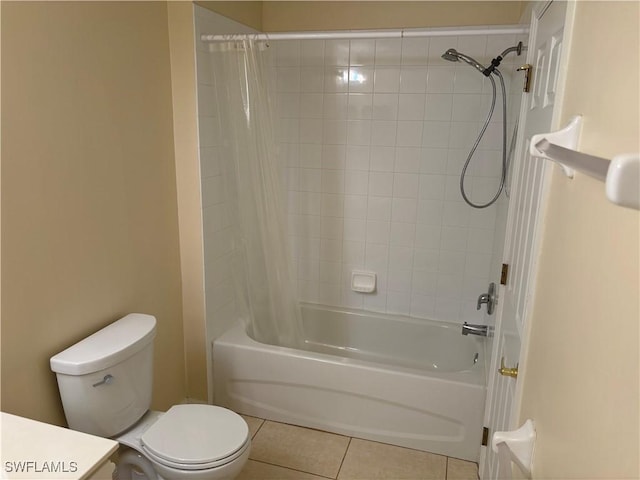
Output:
(213, 304), (487, 461)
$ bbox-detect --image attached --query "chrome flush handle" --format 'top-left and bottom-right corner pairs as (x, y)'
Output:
(92, 374), (114, 387)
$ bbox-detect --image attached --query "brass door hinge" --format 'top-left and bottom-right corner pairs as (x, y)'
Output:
(482, 426), (489, 446)
(500, 264), (509, 285)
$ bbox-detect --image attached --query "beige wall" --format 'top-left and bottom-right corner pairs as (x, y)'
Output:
(262, 1), (525, 32)
(519, 1), (639, 478)
(193, 1), (524, 33)
(1, 1), (186, 425)
(167, 2), (209, 403)
(196, 1), (263, 31)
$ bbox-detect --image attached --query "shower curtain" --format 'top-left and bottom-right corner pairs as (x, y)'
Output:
(210, 39), (301, 348)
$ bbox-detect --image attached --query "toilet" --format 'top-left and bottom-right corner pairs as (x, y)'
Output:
(50, 313), (250, 480)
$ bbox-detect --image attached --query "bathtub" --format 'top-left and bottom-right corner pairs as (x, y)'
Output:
(213, 304), (487, 461)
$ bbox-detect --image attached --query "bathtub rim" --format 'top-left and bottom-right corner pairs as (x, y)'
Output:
(218, 307), (488, 387)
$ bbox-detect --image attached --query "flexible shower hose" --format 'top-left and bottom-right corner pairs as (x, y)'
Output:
(459, 70), (508, 209)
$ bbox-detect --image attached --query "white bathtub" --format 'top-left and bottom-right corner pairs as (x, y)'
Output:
(213, 304), (487, 461)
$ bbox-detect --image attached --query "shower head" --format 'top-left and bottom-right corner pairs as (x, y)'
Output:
(441, 48), (460, 62)
(441, 48), (487, 75)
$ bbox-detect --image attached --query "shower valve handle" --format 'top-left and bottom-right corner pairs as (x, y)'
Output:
(517, 64), (533, 93)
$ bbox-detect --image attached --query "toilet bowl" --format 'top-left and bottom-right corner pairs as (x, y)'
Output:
(116, 407), (250, 480)
(50, 314), (250, 480)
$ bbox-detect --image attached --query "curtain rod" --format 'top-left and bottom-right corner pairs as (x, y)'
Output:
(201, 25), (528, 42)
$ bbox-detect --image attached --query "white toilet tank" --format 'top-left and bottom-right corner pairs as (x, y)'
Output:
(50, 313), (156, 438)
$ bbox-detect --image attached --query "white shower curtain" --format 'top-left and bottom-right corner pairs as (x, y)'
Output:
(210, 39), (301, 348)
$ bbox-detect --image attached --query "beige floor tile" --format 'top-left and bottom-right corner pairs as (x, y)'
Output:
(338, 438), (447, 480)
(446, 458), (478, 480)
(250, 421), (350, 478)
(236, 460), (328, 480)
(241, 414), (265, 439)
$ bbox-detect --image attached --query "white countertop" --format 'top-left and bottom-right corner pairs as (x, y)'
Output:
(1, 412), (118, 480)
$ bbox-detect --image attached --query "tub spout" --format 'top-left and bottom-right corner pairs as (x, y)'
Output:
(462, 322), (493, 337)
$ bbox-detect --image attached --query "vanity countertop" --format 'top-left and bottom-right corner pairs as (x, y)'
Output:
(1, 412), (118, 479)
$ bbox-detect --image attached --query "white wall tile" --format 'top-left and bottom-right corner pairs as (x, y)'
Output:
(300, 40), (325, 66)
(395, 147), (421, 173)
(401, 38), (429, 66)
(387, 292), (411, 315)
(325, 39), (350, 65)
(342, 240), (365, 264)
(345, 170), (370, 195)
(347, 93), (373, 119)
(300, 94), (323, 118)
(393, 173), (419, 198)
(346, 120), (372, 146)
(366, 221), (391, 245)
(323, 94), (348, 119)
(344, 195), (367, 219)
(440, 226), (468, 252)
(343, 218), (366, 242)
(426, 66), (455, 94)
(398, 94), (426, 120)
(275, 40), (301, 66)
(370, 120), (397, 146)
(372, 93), (399, 120)
(392, 197), (418, 223)
(389, 245), (414, 270)
(373, 66), (401, 93)
(298, 67), (324, 93)
(369, 172), (394, 196)
(370, 146), (395, 172)
(348, 67), (374, 93)
(321, 216), (344, 239)
(299, 144), (322, 168)
(422, 121), (451, 148)
(375, 38), (402, 66)
(324, 67), (349, 93)
(323, 120), (347, 144)
(276, 67), (301, 92)
(321, 193), (344, 217)
(367, 196), (392, 221)
(400, 67), (428, 93)
(346, 146), (370, 171)
(415, 224), (442, 250)
(390, 222), (415, 247)
(420, 148), (448, 174)
(396, 121), (423, 147)
(321, 169), (345, 193)
(414, 249), (439, 272)
(412, 270), (437, 295)
(350, 39), (376, 66)
(454, 66), (485, 94)
(320, 238), (343, 262)
(322, 145), (346, 170)
(299, 119), (324, 144)
(388, 268), (412, 293)
(424, 94), (453, 121)
(299, 168), (322, 192)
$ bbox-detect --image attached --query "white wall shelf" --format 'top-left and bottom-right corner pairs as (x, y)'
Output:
(530, 115), (640, 210)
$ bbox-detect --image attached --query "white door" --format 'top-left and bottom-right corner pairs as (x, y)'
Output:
(480, 1), (571, 478)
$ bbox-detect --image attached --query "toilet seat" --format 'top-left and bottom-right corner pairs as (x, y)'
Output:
(140, 404), (250, 471)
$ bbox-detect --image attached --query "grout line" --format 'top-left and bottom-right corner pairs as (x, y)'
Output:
(336, 436), (353, 479)
(249, 459), (335, 480)
(445, 456), (449, 480)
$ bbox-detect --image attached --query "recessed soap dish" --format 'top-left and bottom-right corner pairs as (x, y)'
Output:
(351, 270), (376, 293)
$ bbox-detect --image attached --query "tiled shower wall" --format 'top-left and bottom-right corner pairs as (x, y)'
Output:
(272, 34), (525, 323)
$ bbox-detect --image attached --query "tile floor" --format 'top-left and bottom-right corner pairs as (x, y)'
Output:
(237, 415), (479, 480)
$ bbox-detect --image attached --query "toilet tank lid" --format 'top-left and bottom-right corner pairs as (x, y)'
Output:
(50, 314), (156, 376)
